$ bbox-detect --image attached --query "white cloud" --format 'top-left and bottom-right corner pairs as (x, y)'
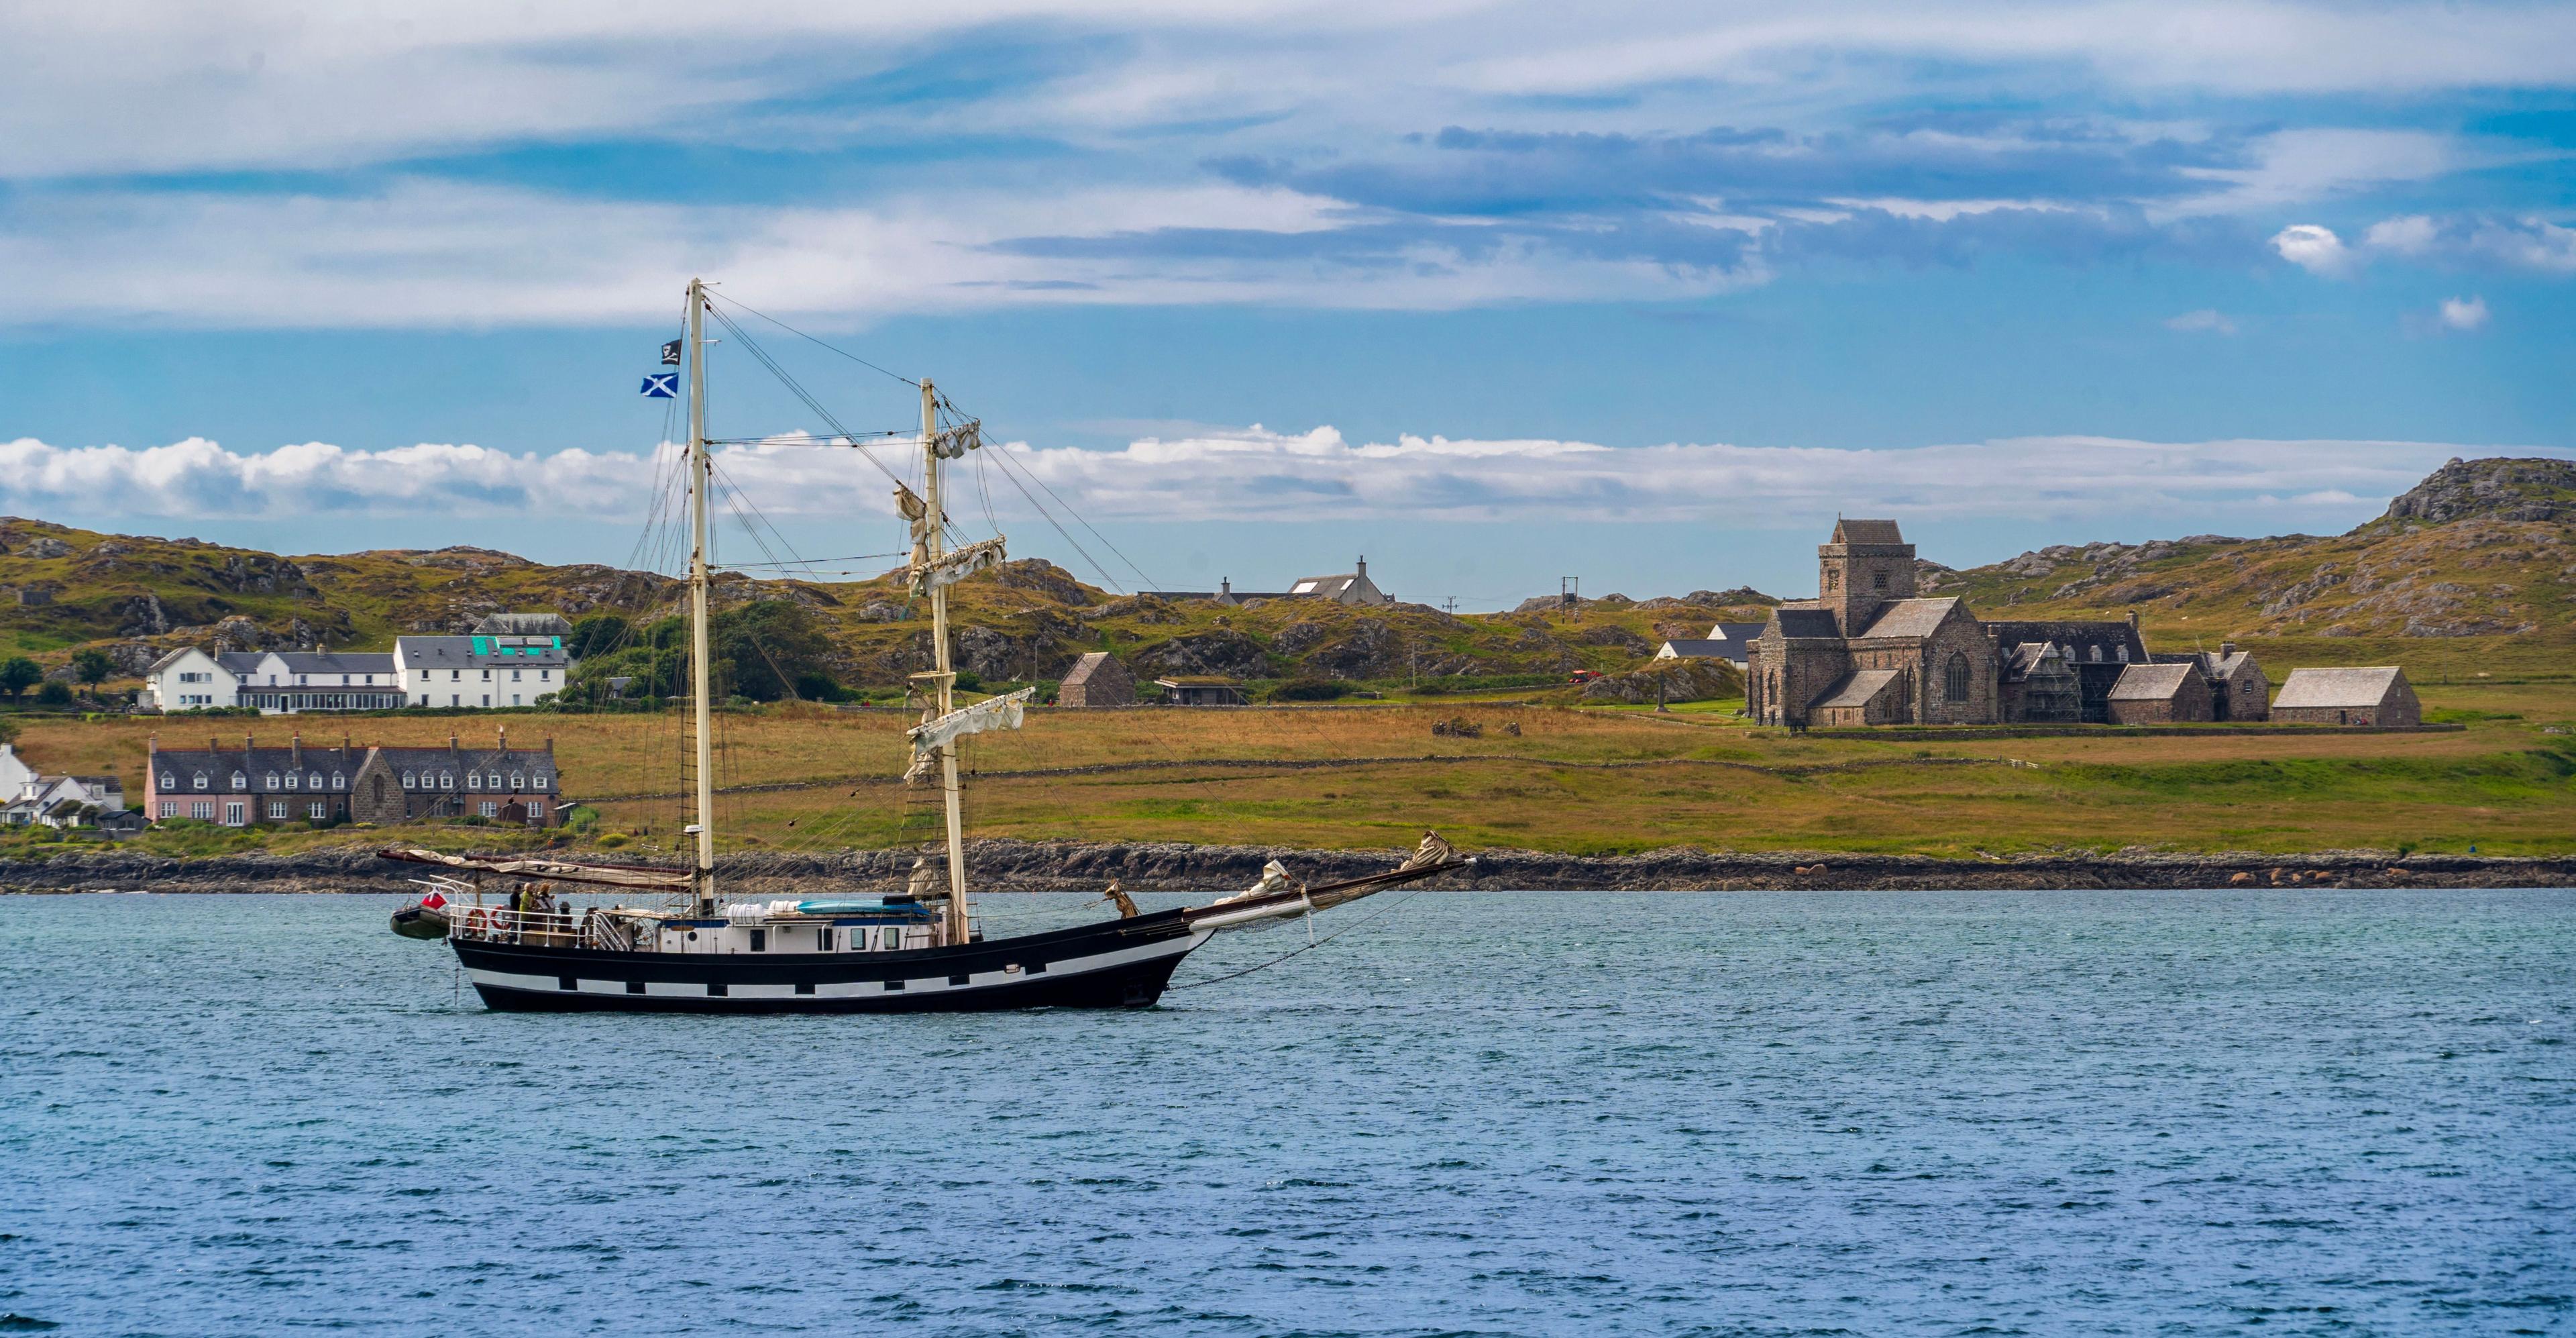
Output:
(2438, 295), (2490, 330)
(2270, 223), (2354, 275)
(0, 178), (1768, 326)
(2364, 213), (2440, 255)
(3, 429), (2532, 531)
(2163, 309), (2237, 334)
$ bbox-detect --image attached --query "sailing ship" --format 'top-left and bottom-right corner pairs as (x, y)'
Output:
(387, 278), (1470, 1011)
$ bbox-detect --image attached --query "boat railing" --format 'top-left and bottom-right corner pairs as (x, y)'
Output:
(450, 905), (652, 951)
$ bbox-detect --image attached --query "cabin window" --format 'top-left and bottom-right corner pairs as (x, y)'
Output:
(707, 982), (727, 997)
(794, 982), (814, 995)
(948, 974), (971, 986)
(816, 927), (834, 951)
(558, 976), (577, 991)
(883, 978), (906, 992)
(1026, 960), (1047, 974)
(626, 981), (645, 994)
(749, 929), (767, 952)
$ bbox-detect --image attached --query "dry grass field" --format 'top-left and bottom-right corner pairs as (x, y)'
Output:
(15, 672), (2574, 861)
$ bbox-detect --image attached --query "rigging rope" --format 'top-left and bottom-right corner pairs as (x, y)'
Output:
(1165, 884), (1436, 992)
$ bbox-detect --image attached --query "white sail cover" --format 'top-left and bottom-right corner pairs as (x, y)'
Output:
(381, 847), (696, 890)
(907, 686), (1036, 756)
(908, 536), (1007, 597)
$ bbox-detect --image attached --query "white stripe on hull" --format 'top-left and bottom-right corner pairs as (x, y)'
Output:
(465, 926), (1212, 1000)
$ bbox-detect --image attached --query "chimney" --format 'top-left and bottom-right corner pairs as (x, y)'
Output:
(1356, 555), (1366, 578)
(1220, 578), (1230, 597)
(2220, 641), (2237, 656)
(290, 733), (301, 770)
(498, 724), (508, 756)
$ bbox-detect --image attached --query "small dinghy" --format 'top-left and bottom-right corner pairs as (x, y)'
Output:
(390, 886), (455, 941)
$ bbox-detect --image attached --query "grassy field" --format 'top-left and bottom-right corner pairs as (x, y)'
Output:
(10, 671), (2573, 862)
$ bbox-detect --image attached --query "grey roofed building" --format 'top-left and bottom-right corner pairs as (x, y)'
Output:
(1057, 652), (1136, 708)
(2270, 666), (2421, 726)
(1655, 639), (1730, 661)
(2106, 662), (2200, 701)
(473, 612), (576, 638)
(2272, 666), (2408, 709)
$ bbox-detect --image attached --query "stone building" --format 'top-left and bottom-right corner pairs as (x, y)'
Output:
(1057, 652), (1135, 707)
(145, 732), (564, 827)
(2174, 643), (2269, 721)
(1999, 641), (2083, 722)
(2271, 667), (2420, 726)
(2104, 662), (2212, 724)
(1748, 520), (2148, 727)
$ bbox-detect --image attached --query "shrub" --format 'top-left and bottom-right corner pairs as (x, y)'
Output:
(34, 680), (73, 707)
(1269, 678), (1352, 702)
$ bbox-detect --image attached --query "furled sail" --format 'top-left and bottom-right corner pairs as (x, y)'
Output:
(908, 535), (1008, 598)
(378, 847), (696, 891)
(930, 419), (983, 460)
(907, 686), (1037, 756)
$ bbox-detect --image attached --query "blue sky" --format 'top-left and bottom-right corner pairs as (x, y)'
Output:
(1, 2), (2571, 607)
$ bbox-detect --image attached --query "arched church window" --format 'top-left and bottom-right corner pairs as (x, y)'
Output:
(1944, 654), (1970, 703)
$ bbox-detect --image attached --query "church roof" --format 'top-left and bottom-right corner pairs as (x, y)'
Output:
(2002, 641), (2065, 679)
(1832, 519), (1906, 545)
(1854, 597), (1962, 640)
(1769, 608), (1843, 639)
(2273, 666), (2407, 709)
(1811, 668), (1902, 710)
(2107, 662), (2200, 701)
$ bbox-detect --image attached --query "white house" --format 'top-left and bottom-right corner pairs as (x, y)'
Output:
(142, 647), (247, 711)
(394, 633), (570, 709)
(144, 648), (402, 713)
(0, 743), (127, 828)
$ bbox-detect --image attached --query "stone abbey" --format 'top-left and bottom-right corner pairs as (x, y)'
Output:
(1747, 520), (2176, 727)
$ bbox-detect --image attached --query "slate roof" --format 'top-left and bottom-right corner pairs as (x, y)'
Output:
(1707, 621), (1770, 644)
(2107, 662), (2200, 701)
(2273, 667), (2407, 709)
(1831, 519), (1907, 546)
(1982, 619), (2147, 664)
(1769, 608), (1843, 639)
(145, 647), (199, 674)
(1811, 668), (1902, 710)
(148, 741), (557, 792)
(1854, 597), (1962, 640)
(2200, 648), (2255, 681)
(397, 634), (569, 669)
(1060, 652), (1122, 688)
(1658, 639), (1730, 659)
(258, 651), (396, 676)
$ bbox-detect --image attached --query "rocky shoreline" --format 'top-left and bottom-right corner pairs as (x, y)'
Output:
(1, 841), (2567, 894)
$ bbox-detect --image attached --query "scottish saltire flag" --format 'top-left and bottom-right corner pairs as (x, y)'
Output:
(641, 372), (678, 398)
(661, 339), (683, 366)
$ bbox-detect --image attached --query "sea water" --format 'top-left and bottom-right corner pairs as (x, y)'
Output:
(2, 888), (2571, 1337)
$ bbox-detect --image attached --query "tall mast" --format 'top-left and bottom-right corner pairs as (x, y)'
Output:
(686, 278), (717, 914)
(923, 378), (971, 944)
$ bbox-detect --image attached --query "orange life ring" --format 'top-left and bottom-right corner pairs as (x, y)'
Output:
(461, 907), (492, 937)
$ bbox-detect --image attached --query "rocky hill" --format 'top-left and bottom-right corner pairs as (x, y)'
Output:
(1921, 456), (2574, 644)
(0, 516), (1764, 692)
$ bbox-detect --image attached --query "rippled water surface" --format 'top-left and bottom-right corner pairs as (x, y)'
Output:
(3, 888), (2573, 1336)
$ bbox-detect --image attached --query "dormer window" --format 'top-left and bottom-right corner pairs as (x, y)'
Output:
(2116, 646), (2129, 662)
(192, 773), (209, 789)
(230, 773), (246, 789)
(467, 772), (482, 790)
(487, 772), (502, 789)
(160, 772), (175, 789)
(533, 772), (549, 788)
(307, 772), (322, 788)
(509, 773), (524, 790)
(285, 772), (299, 790)
(401, 772), (416, 789)
(440, 772), (454, 790)
(331, 773), (345, 790)
(264, 772), (280, 790)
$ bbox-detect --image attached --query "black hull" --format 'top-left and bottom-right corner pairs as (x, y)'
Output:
(449, 907), (1205, 1014)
